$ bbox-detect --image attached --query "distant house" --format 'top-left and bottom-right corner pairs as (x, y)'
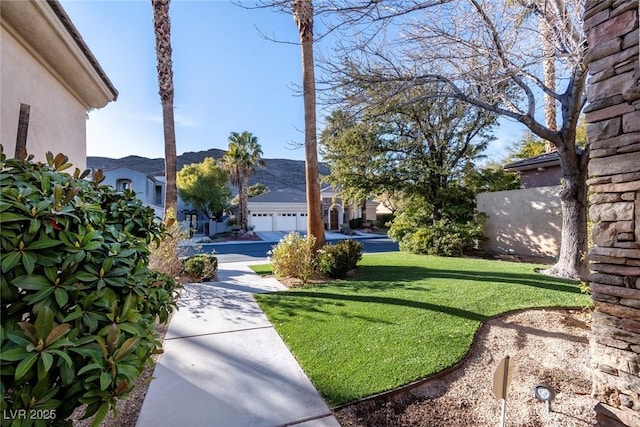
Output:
(320, 186), (379, 231)
(100, 167), (165, 218)
(503, 150), (584, 188)
(1, 0), (118, 169)
(245, 186), (379, 232)
(99, 167), (209, 231)
(503, 151), (562, 188)
(246, 189), (309, 232)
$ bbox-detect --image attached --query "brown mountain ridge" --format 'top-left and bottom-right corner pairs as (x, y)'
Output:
(87, 149), (330, 193)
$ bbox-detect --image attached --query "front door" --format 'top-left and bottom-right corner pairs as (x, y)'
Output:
(329, 207), (339, 230)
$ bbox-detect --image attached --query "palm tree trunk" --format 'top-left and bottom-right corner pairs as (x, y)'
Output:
(152, 0), (177, 217)
(240, 174), (249, 231)
(540, 6), (556, 152)
(293, 0), (326, 250)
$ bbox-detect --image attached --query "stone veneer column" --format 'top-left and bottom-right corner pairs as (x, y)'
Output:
(584, 0), (640, 425)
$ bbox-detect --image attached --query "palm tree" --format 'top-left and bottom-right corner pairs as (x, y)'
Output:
(221, 131), (264, 231)
(508, 0), (557, 152)
(292, 0), (326, 249)
(151, 0), (177, 217)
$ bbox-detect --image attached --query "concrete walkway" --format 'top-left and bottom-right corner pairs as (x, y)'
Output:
(136, 262), (340, 427)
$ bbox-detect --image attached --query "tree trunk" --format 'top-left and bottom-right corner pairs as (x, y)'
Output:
(541, 147), (589, 280)
(152, 0), (177, 217)
(15, 103), (30, 159)
(540, 17), (556, 153)
(162, 102), (177, 216)
(240, 175), (249, 231)
(293, 0), (326, 249)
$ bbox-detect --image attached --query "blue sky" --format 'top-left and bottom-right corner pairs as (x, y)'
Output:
(60, 0), (522, 162)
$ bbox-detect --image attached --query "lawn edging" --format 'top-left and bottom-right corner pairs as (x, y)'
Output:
(330, 306), (589, 411)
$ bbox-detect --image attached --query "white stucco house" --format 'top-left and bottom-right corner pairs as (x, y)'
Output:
(99, 167), (166, 218)
(246, 186), (379, 232)
(1, 0), (118, 169)
(99, 166), (218, 234)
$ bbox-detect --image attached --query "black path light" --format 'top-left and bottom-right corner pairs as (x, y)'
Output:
(533, 384), (555, 414)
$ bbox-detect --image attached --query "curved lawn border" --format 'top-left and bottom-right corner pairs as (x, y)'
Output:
(331, 306), (588, 410)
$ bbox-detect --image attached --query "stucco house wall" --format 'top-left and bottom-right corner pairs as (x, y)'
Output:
(477, 186), (562, 258)
(1, 0), (117, 169)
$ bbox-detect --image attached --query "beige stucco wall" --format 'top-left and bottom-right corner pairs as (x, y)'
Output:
(1, 24), (87, 169)
(476, 186), (562, 258)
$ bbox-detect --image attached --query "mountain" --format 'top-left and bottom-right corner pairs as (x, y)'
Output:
(87, 149), (330, 192)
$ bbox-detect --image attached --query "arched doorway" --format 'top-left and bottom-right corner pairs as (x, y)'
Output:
(328, 204), (343, 230)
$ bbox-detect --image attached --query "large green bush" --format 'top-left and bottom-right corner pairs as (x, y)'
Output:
(0, 149), (179, 426)
(398, 218), (485, 256)
(316, 240), (363, 278)
(268, 232), (316, 284)
(182, 254), (218, 282)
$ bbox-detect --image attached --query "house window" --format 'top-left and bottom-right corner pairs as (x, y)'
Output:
(116, 179), (132, 192)
(155, 185), (162, 205)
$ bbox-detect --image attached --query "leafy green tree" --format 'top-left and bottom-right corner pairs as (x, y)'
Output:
(506, 131), (547, 163)
(177, 157), (230, 220)
(464, 163), (521, 193)
(220, 131), (264, 231)
(320, 83), (496, 224)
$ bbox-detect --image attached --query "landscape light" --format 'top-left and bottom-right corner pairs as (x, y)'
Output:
(533, 384), (554, 413)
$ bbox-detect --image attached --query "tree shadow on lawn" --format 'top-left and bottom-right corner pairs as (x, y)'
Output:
(257, 293), (396, 325)
(345, 265), (582, 294)
(270, 291), (489, 322)
(259, 265), (583, 325)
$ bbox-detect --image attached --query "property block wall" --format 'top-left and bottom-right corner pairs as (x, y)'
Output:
(476, 186), (562, 258)
(584, 0), (640, 425)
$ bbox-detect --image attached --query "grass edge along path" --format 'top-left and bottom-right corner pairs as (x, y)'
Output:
(252, 252), (591, 407)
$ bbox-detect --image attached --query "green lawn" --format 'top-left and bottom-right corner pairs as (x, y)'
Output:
(253, 252), (590, 406)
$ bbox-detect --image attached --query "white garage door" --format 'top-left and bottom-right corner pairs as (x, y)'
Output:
(276, 213), (298, 231)
(251, 213), (273, 231)
(297, 213), (308, 231)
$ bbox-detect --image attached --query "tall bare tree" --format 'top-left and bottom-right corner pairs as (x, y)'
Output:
(324, 0), (588, 279)
(292, 0), (326, 249)
(151, 0), (177, 217)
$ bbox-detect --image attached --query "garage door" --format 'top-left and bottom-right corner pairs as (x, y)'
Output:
(275, 213), (298, 231)
(250, 213), (273, 231)
(296, 213), (308, 231)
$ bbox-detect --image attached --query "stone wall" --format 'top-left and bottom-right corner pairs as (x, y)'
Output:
(584, 0), (640, 425)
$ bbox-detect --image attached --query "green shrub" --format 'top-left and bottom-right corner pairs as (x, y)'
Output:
(182, 254), (218, 281)
(268, 232), (316, 284)
(316, 239), (363, 278)
(399, 218), (485, 256)
(0, 149), (179, 426)
(348, 218), (363, 229)
(378, 213), (394, 227)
